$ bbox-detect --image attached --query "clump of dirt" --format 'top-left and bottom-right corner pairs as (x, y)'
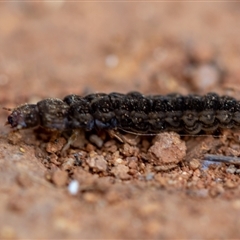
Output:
(8, 127), (240, 200)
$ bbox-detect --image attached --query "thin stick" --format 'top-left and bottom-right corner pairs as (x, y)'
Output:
(204, 154), (240, 166)
(118, 127), (222, 137)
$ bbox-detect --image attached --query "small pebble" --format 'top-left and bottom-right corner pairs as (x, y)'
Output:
(46, 137), (66, 153)
(89, 134), (104, 148)
(226, 165), (237, 174)
(19, 147), (25, 153)
(52, 169), (68, 187)
(61, 157), (75, 171)
(86, 155), (107, 172)
(115, 158), (123, 164)
(121, 143), (139, 157)
(111, 165), (130, 180)
(49, 153), (60, 165)
(127, 156), (138, 170)
(189, 159), (200, 170)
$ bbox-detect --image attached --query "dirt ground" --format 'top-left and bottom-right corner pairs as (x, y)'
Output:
(1, 2), (240, 239)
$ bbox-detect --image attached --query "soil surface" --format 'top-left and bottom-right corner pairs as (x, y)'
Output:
(1, 2), (240, 239)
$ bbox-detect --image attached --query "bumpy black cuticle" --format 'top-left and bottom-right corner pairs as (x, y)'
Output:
(7, 92), (240, 134)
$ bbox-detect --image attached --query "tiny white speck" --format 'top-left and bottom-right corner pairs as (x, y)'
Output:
(68, 180), (79, 195)
(105, 54), (119, 68)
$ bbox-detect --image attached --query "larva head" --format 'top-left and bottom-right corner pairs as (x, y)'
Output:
(7, 104), (40, 130)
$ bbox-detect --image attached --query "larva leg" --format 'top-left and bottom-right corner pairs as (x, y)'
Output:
(107, 129), (124, 143)
(61, 129), (83, 154)
(107, 129), (140, 146)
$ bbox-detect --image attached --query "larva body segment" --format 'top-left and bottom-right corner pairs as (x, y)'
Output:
(7, 104), (40, 130)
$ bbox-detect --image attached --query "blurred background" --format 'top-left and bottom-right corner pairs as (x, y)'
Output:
(1, 2), (240, 102)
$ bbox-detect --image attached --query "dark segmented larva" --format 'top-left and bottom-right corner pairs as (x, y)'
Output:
(6, 92), (240, 135)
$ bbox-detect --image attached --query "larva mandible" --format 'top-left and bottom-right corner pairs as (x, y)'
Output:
(6, 92), (240, 135)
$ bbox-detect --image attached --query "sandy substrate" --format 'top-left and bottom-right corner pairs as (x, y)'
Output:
(1, 2), (240, 239)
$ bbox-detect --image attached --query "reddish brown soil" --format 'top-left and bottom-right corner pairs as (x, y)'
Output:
(1, 2), (240, 239)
